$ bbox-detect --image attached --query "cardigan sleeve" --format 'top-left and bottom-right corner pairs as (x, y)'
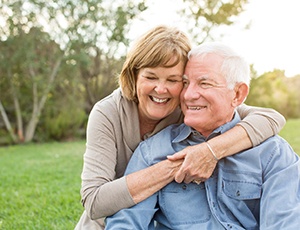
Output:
(80, 97), (136, 220)
(236, 104), (286, 146)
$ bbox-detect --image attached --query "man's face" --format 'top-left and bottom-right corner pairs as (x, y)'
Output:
(180, 54), (237, 137)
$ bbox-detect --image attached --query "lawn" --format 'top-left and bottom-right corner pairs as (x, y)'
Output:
(279, 118), (300, 154)
(0, 119), (299, 230)
(0, 141), (85, 230)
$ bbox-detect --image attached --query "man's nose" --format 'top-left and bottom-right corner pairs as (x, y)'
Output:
(183, 84), (201, 100)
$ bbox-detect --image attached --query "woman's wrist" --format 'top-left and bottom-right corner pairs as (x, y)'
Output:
(205, 142), (219, 161)
(207, 125), (252, 159)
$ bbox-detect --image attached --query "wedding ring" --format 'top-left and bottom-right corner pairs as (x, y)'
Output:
(192, 179), (202, 185)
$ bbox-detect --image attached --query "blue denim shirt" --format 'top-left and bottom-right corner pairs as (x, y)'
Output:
(106, 113), (300, 230)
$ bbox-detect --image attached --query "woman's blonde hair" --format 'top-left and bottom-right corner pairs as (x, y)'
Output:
(119, 25), (191, 101)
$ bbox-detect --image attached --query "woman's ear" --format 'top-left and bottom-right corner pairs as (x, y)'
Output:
(232, 83), (249, 107)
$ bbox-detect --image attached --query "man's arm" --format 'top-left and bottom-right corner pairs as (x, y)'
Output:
(105, 142), (159, 229)
(260, 137), (300, 229)
(105, 196), (158, 230)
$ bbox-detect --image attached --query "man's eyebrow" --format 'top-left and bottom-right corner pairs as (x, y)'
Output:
(197, 75), (210, 80)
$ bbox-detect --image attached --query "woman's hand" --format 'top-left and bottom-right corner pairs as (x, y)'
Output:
(167, 144), (217, 184)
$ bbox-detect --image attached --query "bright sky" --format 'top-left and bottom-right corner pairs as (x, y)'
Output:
(129, 0), (300, 77)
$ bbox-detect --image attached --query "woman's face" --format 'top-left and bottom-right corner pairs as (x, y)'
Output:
(136, 59), (185, 123)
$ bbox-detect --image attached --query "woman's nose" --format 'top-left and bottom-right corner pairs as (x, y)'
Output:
(154, 81), (168, 94)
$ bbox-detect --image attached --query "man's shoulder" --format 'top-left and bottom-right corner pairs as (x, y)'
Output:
(141, 123), (185, 153)
(233, 135), (298, 168)
(147, 123), (184, 142)
(256, 135), (293, 151)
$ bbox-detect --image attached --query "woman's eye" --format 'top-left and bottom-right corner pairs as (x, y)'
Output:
(144, 76), (156, 80)
(168, 79), (180, 83)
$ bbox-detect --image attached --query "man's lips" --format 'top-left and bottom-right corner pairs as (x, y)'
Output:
(187, 106), (206, 110)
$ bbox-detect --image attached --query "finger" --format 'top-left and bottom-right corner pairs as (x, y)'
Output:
(167, 151), (186, 161)
(183, 175), (194, 184)
(174, 167), (185, 183)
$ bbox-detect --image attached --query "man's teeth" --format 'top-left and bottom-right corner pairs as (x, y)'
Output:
(188, 106), (204, 110)
(152, 97), (168, 103)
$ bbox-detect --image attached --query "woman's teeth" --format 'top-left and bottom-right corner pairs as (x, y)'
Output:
(151, 96), (168, 103)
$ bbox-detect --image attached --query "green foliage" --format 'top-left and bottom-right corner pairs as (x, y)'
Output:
(0, 141), (85, 230)
(0, 0), (143, 144)
(181, 0), (249, 42)
(246, 70), (300, 118)
(0, 27), (64, 143)
(3, 0), (291, 145)
(40, 105), (87, 141)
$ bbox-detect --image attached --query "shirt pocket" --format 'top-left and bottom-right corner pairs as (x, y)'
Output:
(159, 182), (211, 225)
(220, 170), (262, 225)
(221, 171), (262, 200)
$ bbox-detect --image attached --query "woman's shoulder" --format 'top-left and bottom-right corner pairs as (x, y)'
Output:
(94, 88), (121, 108)
(90, 88), (137, 120)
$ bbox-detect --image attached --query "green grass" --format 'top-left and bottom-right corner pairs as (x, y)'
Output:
(0, 141), (85, 230)
(0, 119), (299, 230)
(279, 118), (300, 154)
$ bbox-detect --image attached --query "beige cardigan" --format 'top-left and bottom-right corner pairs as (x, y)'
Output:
(75, 88), (285, 229)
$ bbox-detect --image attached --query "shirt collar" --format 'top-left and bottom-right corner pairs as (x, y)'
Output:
(172, 111), (241, 143)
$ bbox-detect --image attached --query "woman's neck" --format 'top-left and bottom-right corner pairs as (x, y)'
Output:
(139, 115), (159, 139)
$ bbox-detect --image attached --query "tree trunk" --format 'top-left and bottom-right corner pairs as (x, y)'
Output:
(0, 100), (18, 143)
(11, 83), (24, 142)
(24, 57), (63, 142)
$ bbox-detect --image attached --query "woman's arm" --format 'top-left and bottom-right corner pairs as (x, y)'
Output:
(168, 104), (286, 183)
(80, 101), (182, 219)
(126, 158), (183, 204)
(236, 103), (286, 146)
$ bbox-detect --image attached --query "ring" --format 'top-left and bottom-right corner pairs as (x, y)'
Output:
(192, 179), (202, 185)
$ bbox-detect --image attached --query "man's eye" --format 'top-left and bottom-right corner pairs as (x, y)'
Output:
(183, 80), (189, 87)
(199, 82), (214, 89)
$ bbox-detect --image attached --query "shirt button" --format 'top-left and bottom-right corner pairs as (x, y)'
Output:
(182, 185), (187, 190)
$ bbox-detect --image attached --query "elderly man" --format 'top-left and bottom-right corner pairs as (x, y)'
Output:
(105, 43), (300, 229)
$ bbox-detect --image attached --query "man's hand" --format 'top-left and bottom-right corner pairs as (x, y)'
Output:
(167, 144), (218, 184)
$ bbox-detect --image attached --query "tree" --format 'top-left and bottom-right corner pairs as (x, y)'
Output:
(0, 28), (63, 143)
(180, 0), (249, 42)
(245, 69), (299, 118)
(0, 0), (252, 144)
(0, 0), (146, 143)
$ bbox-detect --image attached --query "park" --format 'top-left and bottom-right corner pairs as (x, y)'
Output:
(0, 0), (299, 229)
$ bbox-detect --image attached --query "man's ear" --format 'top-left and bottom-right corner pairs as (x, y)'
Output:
(232, 83), (249, 107)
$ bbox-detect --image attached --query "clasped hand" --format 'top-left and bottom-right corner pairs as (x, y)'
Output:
(167, 144), (217, 184)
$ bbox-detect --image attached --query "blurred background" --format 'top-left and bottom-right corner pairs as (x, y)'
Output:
(1, 0), (299, 145)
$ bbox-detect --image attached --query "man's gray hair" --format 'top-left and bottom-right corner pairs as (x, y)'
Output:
(188, 42), (250, 89)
